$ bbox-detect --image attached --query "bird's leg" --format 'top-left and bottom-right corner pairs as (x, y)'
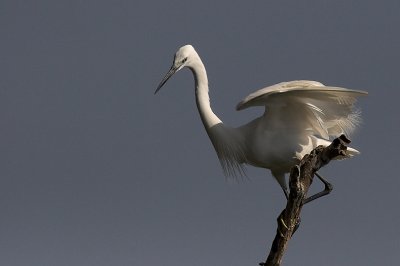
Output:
(282, 187), (289, 201)
(303, 172), (333, 204)
(274, 172), (290, 201)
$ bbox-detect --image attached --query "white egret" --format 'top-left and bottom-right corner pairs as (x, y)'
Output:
(155, 45), (367, 200)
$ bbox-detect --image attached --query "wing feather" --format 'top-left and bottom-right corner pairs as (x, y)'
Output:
(236, 80), (367, 139)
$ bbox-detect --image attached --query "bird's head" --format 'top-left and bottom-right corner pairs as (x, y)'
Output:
(155, 45), (197, 94)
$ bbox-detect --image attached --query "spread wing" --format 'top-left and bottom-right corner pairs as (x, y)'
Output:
(236, 80), (368, 139)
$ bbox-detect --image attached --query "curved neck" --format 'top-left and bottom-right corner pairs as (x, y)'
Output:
(190, 59), (222, 129)
(188, 54), (247, 175)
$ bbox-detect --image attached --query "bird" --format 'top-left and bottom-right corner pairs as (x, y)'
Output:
(155, 44), (367, 201)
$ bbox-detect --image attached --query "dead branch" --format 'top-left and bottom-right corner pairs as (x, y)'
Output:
(259, 135), (351, 266)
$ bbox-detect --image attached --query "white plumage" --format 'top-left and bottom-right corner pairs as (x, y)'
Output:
(156, 45), (367, 197)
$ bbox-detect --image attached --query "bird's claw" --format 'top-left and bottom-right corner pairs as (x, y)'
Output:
(277, 212), (289, 237)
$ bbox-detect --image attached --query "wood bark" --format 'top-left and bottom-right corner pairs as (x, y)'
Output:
(259, 135), (351, 266)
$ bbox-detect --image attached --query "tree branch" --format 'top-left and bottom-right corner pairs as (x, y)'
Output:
(259, 135), (351, 266)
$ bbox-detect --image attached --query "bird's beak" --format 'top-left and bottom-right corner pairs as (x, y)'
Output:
(155, 65), (179, 94)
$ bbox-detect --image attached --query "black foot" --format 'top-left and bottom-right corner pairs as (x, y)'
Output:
(303, 172), (333, 204)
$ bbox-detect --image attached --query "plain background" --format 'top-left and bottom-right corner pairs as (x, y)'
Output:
(1, 1), (399, 265)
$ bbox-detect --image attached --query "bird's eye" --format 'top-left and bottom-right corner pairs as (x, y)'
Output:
(181, 58), (187, 63)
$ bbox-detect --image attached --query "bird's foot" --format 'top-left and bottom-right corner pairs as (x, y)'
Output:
(303, 172), (333, 204)
(277, 211), (301, 237)
(277, 211), (288, 237)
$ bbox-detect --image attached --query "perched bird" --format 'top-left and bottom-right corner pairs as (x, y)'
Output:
(155, 44), (367, 200)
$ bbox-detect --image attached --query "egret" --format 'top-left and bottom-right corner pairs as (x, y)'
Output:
(155, 45), (367, 201)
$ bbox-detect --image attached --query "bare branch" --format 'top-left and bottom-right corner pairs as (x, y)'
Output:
(259, 135), (351, 266)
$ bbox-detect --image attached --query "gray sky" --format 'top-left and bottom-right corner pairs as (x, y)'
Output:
(1, 1), (399, 265)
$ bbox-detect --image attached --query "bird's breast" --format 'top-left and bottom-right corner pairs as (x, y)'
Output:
(244, 128), (309, 172)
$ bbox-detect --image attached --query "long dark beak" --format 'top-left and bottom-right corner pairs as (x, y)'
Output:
(155, 65), (178, 94)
